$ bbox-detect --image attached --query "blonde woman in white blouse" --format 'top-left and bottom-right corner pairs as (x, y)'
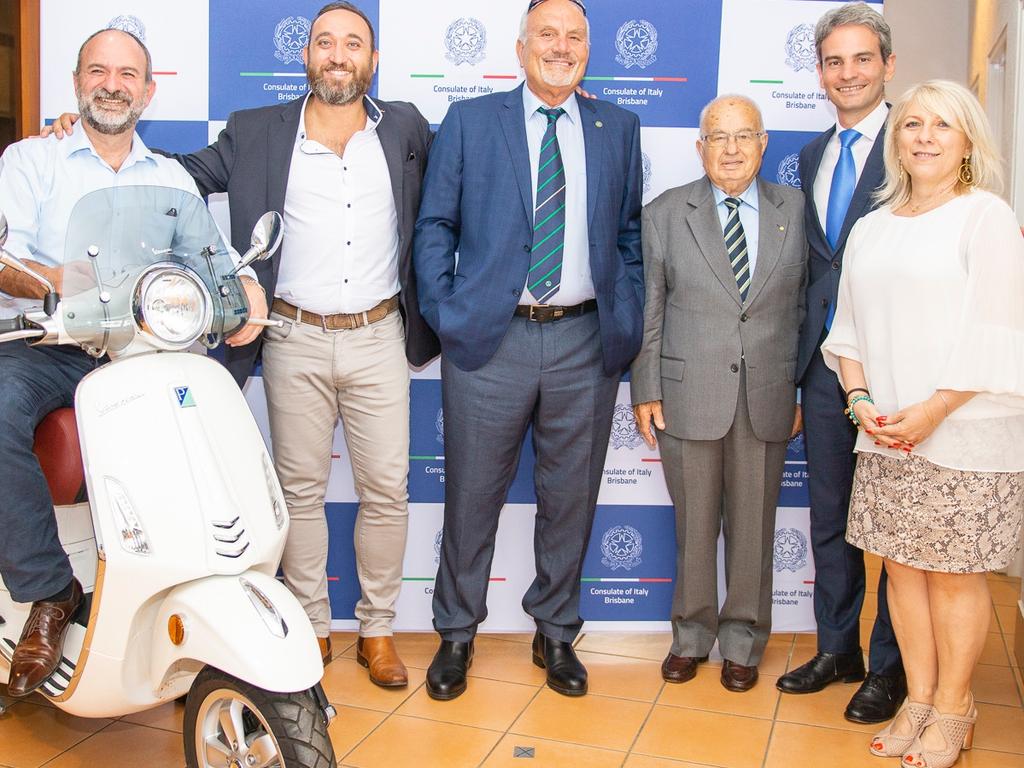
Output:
(821, 79), (1024, 768)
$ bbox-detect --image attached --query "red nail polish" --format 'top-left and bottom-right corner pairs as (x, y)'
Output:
(874, 441), (881, 446)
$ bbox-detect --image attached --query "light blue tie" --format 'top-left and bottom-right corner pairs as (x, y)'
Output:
(824, 128), (861, 329)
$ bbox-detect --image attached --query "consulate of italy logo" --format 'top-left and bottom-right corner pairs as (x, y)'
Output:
(773, 528), (809, 572)
(435, 407), (445, 445)
(610, 403), (643, 451)
(777, 153), (802, 189)
(274, 16), (311, 65)
(107, 14), (146, 42)
(433, 529), (443, 565)
(641, 152), (653, 195)
(601, 525), (643, 571)
(444, 17), (487, 66)
(615, 19), (658, 70)
(785, 23), (817, 73)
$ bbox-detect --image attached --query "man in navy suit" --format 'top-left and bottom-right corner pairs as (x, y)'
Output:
(414, 0), (643, 701)
(776, 2), (905, 723)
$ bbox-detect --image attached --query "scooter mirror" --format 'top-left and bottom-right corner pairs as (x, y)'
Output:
(233, 212), (284, 274)
(0, 211), (56, 301)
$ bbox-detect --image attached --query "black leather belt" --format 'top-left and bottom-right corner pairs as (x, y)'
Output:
(513, 299), (597, 323)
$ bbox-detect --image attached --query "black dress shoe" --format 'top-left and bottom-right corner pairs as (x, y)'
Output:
(532, 631), (587, 696)
(776, 650), (866, 694)
(426, 640), (474, 701)
(844, 672), (907, 724)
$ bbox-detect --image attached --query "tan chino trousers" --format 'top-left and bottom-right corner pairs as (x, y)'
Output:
(261, 309), (410, 638)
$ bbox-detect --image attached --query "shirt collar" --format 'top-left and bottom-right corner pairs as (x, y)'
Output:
(61, 123), (155, 169)
(296, 92), (385, 144)
(711, 179), (760, 211)
(522, 85), (580, 126)
(835, 99), (889, 144)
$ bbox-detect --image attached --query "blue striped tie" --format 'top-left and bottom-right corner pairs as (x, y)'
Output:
(528, 107), (566, 304)
(723, 197), (751, 302)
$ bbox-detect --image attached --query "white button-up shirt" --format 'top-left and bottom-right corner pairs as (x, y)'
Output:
(0, 128), (210, 319)
(521, 86), (594, 306)
(275, 94), (400, 315)
(813, 100), (889, 235)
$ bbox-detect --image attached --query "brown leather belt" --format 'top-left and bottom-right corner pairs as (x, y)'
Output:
(513, 299), (597, 323)
(271, 295), (399, 331)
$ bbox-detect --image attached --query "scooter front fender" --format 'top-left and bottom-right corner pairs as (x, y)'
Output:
(151, 572), (322, 695)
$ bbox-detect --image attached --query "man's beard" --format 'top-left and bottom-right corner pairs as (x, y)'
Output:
(539, 58), (580, 88)
(307, 61), (372, 106)
(77, 87), (144, 135)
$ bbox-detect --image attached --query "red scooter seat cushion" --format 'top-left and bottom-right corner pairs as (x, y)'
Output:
(33, 408), (87, 506)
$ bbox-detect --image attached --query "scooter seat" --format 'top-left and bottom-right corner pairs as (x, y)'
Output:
(33, 408), (87, 506)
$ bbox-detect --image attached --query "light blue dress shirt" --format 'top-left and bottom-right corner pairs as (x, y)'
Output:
(0, 128), (240, 319)
(522, 86), (593, 305)
(711, 181), (760, 276)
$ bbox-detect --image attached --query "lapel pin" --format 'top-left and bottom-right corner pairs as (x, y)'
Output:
(779, 225), (785, 231)
(595, 121), (604, 128)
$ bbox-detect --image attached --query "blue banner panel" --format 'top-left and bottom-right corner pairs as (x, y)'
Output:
(325, 502), (360, 619)
(580, 505), (676, 620)
(760, 129), (821, 189)
(779, 433), (810, 507)
(583, 0), (723, 128)
(208, 1), (381, 120)
(135, 120), (212, 155)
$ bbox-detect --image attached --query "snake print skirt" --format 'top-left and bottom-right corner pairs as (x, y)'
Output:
(847, 451), (1024, 573)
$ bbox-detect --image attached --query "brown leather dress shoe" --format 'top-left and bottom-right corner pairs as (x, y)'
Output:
(8, 579), (83, 697)
(318, 636), (333, 667)
(661, 653), (709, 684)
(357, 636), (408, 688)
(721, 660), (759, 692)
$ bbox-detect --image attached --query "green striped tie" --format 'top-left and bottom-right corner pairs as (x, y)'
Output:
(528, 107), (566, 304)
(723, 197), (751, 302)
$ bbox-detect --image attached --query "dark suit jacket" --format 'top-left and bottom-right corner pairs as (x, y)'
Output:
(795, 122), (886, 383)
(168, 95), (440, 386)
(631, 177), (806, 443)
(413, 84), (644, 375)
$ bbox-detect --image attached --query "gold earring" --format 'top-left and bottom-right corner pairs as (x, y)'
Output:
(958, 155), (975, 186)
(898, 158), (905, 177)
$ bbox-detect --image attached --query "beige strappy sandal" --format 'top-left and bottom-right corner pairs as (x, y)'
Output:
(902, 695), (977, 768)
(869, 699), (934, 757)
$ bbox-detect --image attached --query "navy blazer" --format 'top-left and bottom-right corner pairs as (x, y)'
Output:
(166, 96), (440, 387)
(413, 84), (645, 375)
(795, 122), (886, 383)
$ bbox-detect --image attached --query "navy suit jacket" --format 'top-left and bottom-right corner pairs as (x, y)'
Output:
(413, 84), (645, 375)
(796, 122), (886, 384)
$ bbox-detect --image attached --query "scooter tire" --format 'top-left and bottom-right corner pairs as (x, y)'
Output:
(183, 666), (336, 768)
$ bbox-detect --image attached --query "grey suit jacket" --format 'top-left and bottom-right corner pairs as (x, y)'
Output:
(630, 176), (806, 443)
(165, 95), (440, 386)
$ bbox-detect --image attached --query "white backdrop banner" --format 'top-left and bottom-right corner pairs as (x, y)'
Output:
(40, 0), (883, 633)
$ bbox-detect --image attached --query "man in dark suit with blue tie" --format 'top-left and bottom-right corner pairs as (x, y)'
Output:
(414, 0), (643, 701)
(776, 3), (905, 723)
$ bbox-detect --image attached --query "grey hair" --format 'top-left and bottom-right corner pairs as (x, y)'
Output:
(75, 28), (153, 83)
(815, 2), (893, 64)
(518, 5), (591, 45)
(698, 94), (765, 135)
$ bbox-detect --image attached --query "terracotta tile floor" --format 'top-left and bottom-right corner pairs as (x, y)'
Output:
(1, 571), (1020, 767)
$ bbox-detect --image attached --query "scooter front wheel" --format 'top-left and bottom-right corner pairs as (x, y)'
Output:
(183, 666), (336, 768)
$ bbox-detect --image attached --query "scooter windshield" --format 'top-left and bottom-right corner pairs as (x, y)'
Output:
(60, 185), (247, 353)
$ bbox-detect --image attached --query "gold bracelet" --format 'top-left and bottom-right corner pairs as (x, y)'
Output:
(936, 391), (951, 416)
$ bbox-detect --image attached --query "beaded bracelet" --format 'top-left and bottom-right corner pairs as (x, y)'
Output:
(845, 387), (870, 400)
(845, 394), (874, 428)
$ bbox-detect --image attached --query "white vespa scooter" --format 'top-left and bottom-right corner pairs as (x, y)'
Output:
(0, 185), (337, 768)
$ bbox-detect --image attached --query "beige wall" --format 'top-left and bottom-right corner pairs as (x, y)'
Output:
(884, 0), (970, 98)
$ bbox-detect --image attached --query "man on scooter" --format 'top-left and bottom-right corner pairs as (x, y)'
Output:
(0, 28), (268, 698)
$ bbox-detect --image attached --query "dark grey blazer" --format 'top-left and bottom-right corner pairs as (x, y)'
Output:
(630, 176), (806, 443)
(167, 95), (440, 386)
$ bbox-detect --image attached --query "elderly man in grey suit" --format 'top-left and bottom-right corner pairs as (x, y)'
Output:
(631, 95), (805, 692)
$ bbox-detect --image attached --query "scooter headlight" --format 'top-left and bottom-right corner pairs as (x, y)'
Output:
(134, 266), (211, 349)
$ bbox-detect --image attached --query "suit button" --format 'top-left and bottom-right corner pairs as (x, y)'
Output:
(832, 260), (840, 270)
(730, 363), (739, 373)
(821, 298), (829, 308)
(523, 245), (530, 252)
(740, 313), (748, 322)
(512, 288), (520, 296)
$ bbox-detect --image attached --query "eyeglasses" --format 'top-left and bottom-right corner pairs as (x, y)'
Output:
(527, 0), (587, 16)
(701, 131), (765, 148)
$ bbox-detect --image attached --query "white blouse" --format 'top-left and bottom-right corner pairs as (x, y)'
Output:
(822, 189), (1024, 472)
